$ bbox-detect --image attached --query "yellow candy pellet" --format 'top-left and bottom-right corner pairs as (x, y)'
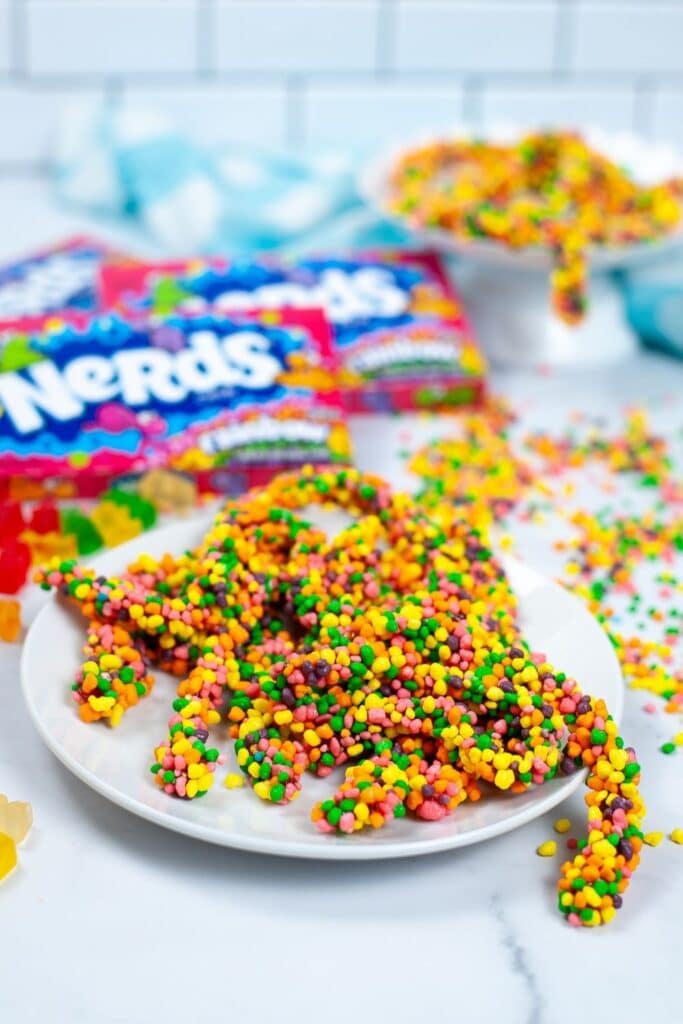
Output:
(0, 832), (17, 882)
(643, 831), (664, 847)
(670, 828), (683, 845)
(536, 841), (557, 857)
(224, 774), (245, 790)
(494, 768), (515, 791)
(554, 817), (571, 834)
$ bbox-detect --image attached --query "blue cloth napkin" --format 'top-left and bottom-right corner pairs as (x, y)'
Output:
(54, 96), (409, 256)
(623, 252), (683, 360)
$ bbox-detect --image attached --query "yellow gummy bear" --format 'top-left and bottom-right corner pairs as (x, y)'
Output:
(91, 501), (143, 548)
(0, 831), (17, 882)
(136, 469), (197, 515)
(0, 795), (33, 844)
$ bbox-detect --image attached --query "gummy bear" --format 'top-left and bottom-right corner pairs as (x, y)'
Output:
(0, 795), (32, 844)
(60, 509), (103, 556)
(137, 469), (197, 515)
(0, 539), (31, 594)
(29, 502), (60, 534)
(91, 500), (143, 548)
(0, 501), (26, 541)
(22, 530), (78, 567)
(103, 488), (157, 529)
(0, 598), (21, 641)
(0, 832), (17, 882)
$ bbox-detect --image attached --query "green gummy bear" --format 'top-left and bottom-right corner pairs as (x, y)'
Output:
(60, 509), (104, 556)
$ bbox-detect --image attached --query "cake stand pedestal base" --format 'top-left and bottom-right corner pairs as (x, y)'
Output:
(452, 262), (638, 368)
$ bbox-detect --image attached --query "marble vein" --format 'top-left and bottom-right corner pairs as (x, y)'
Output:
(491, 893), (545, 1024)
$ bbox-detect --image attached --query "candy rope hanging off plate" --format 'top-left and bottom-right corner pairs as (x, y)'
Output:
(385, 130), (683, 324)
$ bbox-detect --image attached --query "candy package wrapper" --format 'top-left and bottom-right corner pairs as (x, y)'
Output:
(0, 236), (111, 324)
(100, 250), (486, 413)
(0, 308), (351, 498)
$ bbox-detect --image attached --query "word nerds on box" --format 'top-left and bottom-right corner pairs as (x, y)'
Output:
(0, 308), (350, 498)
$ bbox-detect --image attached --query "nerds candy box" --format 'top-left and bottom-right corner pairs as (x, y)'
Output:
(101, 251), (486, 413)
(0, 236), (110, 320)
(0, 308), (350, 496)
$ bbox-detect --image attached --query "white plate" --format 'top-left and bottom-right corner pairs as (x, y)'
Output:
(21, 511), (623, 860)
(360, 124), (683, 272)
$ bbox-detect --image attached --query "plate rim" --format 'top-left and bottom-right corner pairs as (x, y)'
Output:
(21, 513), (623, 860)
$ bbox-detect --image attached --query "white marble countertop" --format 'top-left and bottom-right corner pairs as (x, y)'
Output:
(0, 179), (681, 1024)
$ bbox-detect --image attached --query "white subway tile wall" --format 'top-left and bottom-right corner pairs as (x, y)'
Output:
(0, 0), (681, 173)
(304, 82), (465, 146)
(574, 4), (683, 74)
(26, 1), (200, 76)
(215, 2), (380, 74)
(480, 85), (637, 135)
(394, 3), (557, 73)
(652, 90), (683, 148)
(119, 86), (289, 148)
(0, 1), (10, 76)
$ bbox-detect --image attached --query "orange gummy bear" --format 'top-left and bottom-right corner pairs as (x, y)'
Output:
(0, 598), (21, 642)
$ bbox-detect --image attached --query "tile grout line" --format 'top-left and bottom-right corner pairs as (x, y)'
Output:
(198, 0), (217, 79)
(553, 0), (576, 77)
(634, 75), (656, 138)
(9, 0), (26, 80)
(376, 0), (396, 80)
(462, 76), (482, 128)
(286, 74), (305, 149)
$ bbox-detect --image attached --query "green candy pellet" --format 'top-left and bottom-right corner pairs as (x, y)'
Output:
(327, 807), (342, 827)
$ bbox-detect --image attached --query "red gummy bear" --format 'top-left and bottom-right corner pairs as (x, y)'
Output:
(0, 540), (31, 594)
(0, 502), (26, 542)
(29, 502), (60, 535)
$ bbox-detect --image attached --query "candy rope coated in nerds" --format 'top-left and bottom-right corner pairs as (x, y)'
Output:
(38, 466), (644, 927)
(388, 131), (683, 324)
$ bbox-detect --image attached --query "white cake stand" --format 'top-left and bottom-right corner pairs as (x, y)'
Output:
(360, 126), (683, 368)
